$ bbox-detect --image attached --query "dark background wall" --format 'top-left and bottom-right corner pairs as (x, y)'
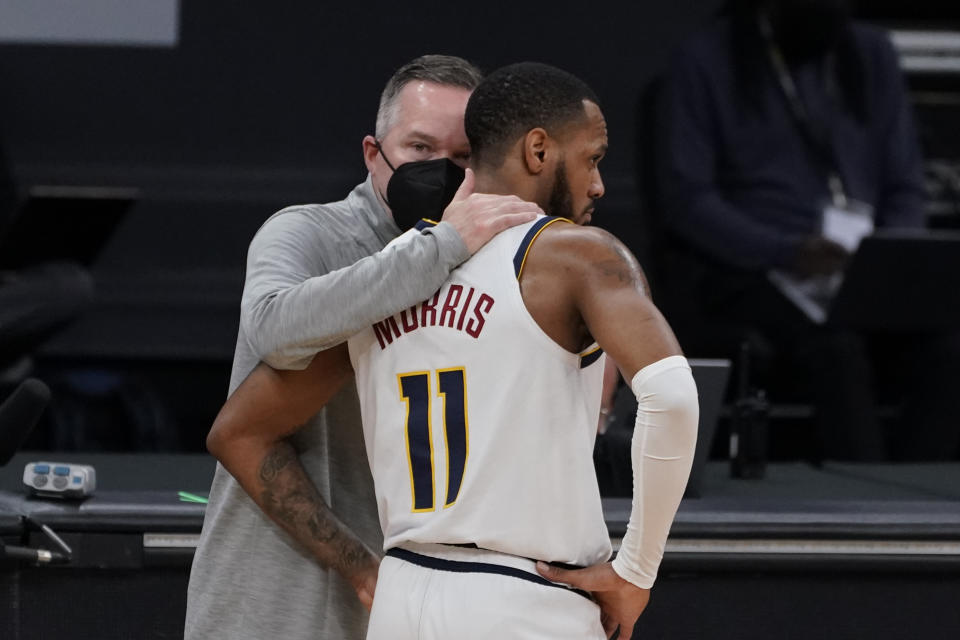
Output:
(0, 0), (956, 450)
(0, 1), (729, 360)
(1, 1), (722, 173)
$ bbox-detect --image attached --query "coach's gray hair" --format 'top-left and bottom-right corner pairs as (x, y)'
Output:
(375, 55), (483, 139)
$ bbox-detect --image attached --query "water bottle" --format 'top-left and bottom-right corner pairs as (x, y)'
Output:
(729, 343), (769, 479)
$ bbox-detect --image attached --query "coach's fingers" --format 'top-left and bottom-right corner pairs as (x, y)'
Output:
(451, 167), (475, 202)
(444, 193), (541, 254)
(480, 196), (542, 220)
(488, 210), (540, 233)
(357, 588), (374, 612)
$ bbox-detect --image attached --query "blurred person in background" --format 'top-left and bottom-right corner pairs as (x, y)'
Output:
(657, 0), (960, 460)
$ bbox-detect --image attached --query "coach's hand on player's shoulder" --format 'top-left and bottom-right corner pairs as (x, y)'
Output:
(442, 168), (542, 254)
(346, 551), (381, 611)
(537, 560), (650, 639)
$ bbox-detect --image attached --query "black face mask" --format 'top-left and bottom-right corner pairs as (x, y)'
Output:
(377, 142), (465, 232)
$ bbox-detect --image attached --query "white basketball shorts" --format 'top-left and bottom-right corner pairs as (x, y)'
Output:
(365, 543), (606, 640)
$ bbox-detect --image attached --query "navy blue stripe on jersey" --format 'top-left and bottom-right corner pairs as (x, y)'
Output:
(386, 548), (593, 601)
(415, 219), (439, 231)
(579, 347), (604, 369)
(513, 216), (571, 279)
(438, 369), (468, 507)
(400, 373), (435, 511)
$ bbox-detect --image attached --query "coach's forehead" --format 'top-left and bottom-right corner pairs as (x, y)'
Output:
(391, 81), (470, 135)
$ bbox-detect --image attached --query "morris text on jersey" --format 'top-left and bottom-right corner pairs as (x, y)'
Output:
(372, 283), (495, 349)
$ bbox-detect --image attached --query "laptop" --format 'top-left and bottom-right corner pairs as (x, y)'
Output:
(603, 358), (731, 499)
(827, 230), (960, 331)
(770, 230), (960, 330)
(684, 358), (732, 498)
(0, 185), (138, 269)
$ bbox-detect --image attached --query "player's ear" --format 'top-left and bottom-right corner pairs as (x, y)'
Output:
(522, 128), (550, 174)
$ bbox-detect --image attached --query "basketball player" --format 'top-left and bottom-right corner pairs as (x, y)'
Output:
(208, 62), (698, 639)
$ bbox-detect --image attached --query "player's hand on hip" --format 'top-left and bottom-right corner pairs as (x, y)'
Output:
(537, 560), (650, 639)
(346, 552), (381, 611)
(442, 168), (542, 254)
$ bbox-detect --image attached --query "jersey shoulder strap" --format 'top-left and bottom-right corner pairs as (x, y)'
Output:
(512, 216), (572, 279)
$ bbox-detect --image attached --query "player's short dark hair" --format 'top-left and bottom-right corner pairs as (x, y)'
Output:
(376, 55), (483, 138)
(464, 62), (600, 168)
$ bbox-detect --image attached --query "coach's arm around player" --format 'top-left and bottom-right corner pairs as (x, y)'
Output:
(522, 222), (700, 640)
(241, 169), (539, 371)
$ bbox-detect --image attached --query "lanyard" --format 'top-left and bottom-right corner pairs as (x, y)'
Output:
(758, 13), (848, 208)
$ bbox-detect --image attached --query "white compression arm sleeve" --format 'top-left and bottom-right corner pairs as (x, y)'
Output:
(611, 355), (699, 589)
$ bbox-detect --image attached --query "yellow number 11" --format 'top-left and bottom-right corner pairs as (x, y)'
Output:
(397, 367), (469, 513)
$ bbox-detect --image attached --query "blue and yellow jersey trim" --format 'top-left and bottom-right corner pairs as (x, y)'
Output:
(414, 219), (440, 231)
(513, 216), (572, 279)
(579, 344), (604, 369)
(513, 216), (601, 367)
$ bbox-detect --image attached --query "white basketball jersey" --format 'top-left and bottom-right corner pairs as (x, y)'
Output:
(348, 217), (612, 567)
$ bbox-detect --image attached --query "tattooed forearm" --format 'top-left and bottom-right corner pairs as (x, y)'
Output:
(257, 441), (373, 574)
(258, 443), (292, 484)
